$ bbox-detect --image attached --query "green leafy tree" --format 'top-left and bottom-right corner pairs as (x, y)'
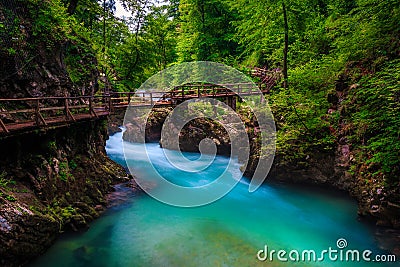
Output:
(142, 6), (177, 71)
(229, 0), (333, 68)
(177, 0), (238, 62)
(327, 0), (400, 62)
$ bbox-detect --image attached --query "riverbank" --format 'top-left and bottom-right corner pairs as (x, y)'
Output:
(0, 120), (135, 266)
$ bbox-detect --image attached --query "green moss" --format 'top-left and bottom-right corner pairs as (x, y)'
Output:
(0, 172), (16, 190)
(69, 160), (77, 170)
(3, 194), (16, 202)
(58, 161), (74, 182)
(60, 206), (75, 220)
(47, 140), (57, 153)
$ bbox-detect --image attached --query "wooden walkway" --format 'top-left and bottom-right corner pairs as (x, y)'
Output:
(0, 81), (274, 137)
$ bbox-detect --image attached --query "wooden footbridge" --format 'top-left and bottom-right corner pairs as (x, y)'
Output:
(0, 81), (274, 137)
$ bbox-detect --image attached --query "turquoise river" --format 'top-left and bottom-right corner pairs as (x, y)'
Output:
(29, 131), (394, 267)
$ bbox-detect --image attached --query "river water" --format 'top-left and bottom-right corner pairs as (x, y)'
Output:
(30, 131), (390, 267)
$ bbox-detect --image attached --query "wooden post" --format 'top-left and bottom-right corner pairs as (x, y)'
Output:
(128, 92), (131, 104)
(64, 97), (76, 121)
(0, 118), (9, 133)
(181, 86), (184, 99)
(108, 95), (113, 112)
(198, 85), (201, 98)
(64, 97), (68, 120)
(35, 99), (39, 125)
(35, 99), (47, 126)
(150, 92), (153, 106)
(89, 97), (98, 118)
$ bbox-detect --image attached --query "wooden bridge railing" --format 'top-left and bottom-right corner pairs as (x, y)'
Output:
(167, 82), (269, 99)
(251, 67), (282, 90)
(0, 95), (112, 134)
(0, 82), (273, 135)
(0, 92), (174, 135)
(108, 82), (269, 106)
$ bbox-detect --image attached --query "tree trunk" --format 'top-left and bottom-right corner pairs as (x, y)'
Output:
(102, 0), (106, 54)
(282, 1), (289, 89)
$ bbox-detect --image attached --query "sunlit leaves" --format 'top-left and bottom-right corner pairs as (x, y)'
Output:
(350, 60), (400, 181)
(177, 0), (238, 62)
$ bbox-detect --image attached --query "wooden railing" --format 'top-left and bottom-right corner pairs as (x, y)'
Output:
(108, 82), (270, 106)
(167, 82), (269, 99)
(0, 95), (110, 134)
(0, 82), (274, 135)
(252, 67), (282, 90)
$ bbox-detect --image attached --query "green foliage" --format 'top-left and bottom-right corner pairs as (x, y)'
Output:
(346, 60), (400, 183)
(0, 171), (8, 187)
(47, 198), (77, 222)
(5, 194), (16, 202)
(64, 37), (98, 86)
(223, 0), (399, 187)
(177, 0), (238, 62)
(30, 0), (73, 45)
(69, 159), (78, 170)
(187, 100), (227, 119)
(229, 0), (331, 67)
(59, 206), (75, 219)
(2, 0), (399, 190)
(0, 172), (16, 189)
(0, 171), (17, 202)
(59, 161), (73, 182)
(289, 56), (344, 91)
(47, 140), (57, 153)
(327, 0), (400, 62)
(108, 5), (178, 90)
(0, 8), (25, 57)
(142, 6), (177, 71)
(268, 73), (335, 163)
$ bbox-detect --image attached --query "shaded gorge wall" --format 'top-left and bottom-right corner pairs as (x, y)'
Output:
(0, 119), (128, 266)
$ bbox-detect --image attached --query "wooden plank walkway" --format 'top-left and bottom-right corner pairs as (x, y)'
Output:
(0, 81), (275, 137)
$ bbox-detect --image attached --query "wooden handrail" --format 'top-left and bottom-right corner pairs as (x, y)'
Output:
(0, 80), (277, 135)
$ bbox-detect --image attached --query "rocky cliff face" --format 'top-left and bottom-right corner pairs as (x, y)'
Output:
(160, 117), (232, 156)
(0, 0), (97, 100)
(327, 75), (400, 229)
(0, 120), (128, 266)
(123, 108), (173, 143)
(0, 4), (127, 262)
(0, 2), (133, 266)
(1, 1), (71, 98)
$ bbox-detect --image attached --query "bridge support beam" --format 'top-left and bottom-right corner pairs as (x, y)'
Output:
(225, 96), (236, 111)
(64, 98), (76, 122)
(35, 99), (47, 126)
(89, 97), (98, 118)
(0, 118), (9, 133)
